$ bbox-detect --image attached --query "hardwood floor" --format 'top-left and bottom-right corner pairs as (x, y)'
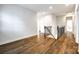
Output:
(0, 32), (78, 54)
(46, 32), (78, 54)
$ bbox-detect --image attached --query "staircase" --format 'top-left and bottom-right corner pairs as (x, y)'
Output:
(44, 26), (56, 39)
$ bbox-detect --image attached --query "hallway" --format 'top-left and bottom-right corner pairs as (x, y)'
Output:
(0, 32), (78, 54)
(0, 4), (78, 54)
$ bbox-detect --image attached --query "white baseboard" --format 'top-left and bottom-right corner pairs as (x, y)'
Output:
(0, 34), (37, 45)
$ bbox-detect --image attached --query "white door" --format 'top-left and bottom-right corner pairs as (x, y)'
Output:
(66, 17), (73, 32)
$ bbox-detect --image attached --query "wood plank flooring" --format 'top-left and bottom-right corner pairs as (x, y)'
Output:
(46, 32), (78, 54)
(0, 32), (78, 54)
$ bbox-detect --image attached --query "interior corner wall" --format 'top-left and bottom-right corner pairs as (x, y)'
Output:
(0, 5), (37, 45)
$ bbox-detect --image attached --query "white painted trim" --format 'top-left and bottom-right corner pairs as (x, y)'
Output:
(74, 4), (79, 43)
(0, 34), (37, 45)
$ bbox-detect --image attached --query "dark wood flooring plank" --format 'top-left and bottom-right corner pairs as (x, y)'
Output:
(0, 32), (78, 54)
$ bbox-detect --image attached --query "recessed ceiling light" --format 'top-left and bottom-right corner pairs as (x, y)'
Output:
(49, 6), (53, 9)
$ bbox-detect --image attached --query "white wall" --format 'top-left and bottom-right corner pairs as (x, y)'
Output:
(56, 14), (74, 33)
(0, 5), (37, 45)
(77, 11), (79, 43)
(39, 14), (57, 39)
(73, 5), (79, 43)
(56, 16), (66, 27)
(75, 8), (79, 43)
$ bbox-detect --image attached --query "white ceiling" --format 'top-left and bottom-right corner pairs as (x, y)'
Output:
(19, 4), (75, 16)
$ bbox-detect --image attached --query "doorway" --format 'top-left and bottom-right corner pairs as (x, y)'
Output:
(66, 16), (73, 32)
